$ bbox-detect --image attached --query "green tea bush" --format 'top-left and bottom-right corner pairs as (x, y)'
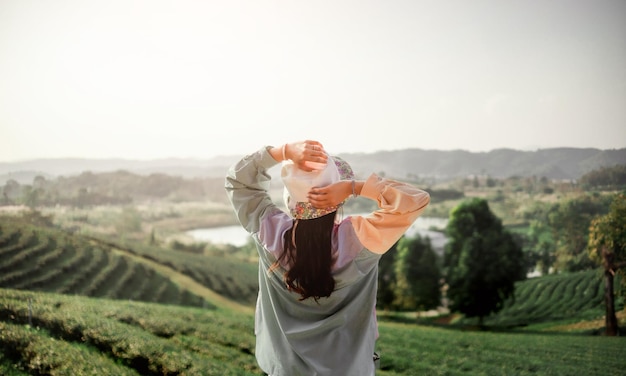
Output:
(0, 322), (138, 375)
(0, 289), (260, 375)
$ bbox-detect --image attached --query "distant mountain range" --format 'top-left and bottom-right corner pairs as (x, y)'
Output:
(1, 147), (625, 184)
(341, 147), (626, 181)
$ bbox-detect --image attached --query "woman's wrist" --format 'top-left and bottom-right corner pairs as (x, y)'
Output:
(269, 144), (290, 162)
(353, 180), (363, 197)
(346, 180), (363, 200)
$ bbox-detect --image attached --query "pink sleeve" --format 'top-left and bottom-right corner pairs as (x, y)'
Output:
(351, 174), (430, 254)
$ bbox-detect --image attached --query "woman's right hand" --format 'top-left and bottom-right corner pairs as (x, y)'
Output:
(286, 140), (328, 172)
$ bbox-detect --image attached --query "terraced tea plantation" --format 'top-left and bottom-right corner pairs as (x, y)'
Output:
(91, 235), (259, 305)
(1, 288), (625, 375)
(0, 215), (258, 307)
(483, 269), (609, 327)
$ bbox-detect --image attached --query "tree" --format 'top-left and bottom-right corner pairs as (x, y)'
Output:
(444, 198), (526, 324)
(3, 179), (20, 204)
(587, 193), (626, 336)
(376, 241), (399, 310)
(526, 218), (556, 275)
(545, 194), (610, 272)
(20, 185), (40, 208)
(393, 235), (441, 311)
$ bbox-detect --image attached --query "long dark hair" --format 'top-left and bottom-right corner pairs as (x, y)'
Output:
(272, 211), (337, 301)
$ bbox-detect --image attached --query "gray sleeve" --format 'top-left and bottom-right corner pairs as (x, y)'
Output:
(225, 146), (280, 234)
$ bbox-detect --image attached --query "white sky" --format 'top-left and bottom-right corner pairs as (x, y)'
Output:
(1, 0), (625, 162)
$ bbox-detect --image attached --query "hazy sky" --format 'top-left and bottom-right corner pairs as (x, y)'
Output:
(1, 0), (625, 162)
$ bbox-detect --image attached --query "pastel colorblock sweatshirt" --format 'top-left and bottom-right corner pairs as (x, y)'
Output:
(225, 146), (430, 376)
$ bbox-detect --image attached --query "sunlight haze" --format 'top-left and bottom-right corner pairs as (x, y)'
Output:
(1, 0), (625, 162)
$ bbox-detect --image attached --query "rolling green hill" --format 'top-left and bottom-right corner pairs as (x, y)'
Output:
(0, 215), (258, 309)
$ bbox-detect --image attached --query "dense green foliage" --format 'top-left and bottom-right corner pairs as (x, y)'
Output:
(511, 192), (615, 274)
(444, 198), (526, 321)
(377, 242), (398, 310)
(546, 194), (612, 272)
(376, 235), (442, 312)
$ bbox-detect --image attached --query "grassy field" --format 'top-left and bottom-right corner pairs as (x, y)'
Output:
(376, 320), (625, 375)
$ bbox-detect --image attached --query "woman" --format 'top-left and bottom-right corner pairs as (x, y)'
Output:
(225, 140), (430, 376)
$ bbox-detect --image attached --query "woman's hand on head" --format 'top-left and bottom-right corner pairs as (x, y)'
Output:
(287, 140), (328, 172)
(307, 181), (351, 209)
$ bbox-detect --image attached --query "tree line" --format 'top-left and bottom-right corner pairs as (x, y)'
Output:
(1, 171), (228, 208)
(4, 164), (623, 209)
